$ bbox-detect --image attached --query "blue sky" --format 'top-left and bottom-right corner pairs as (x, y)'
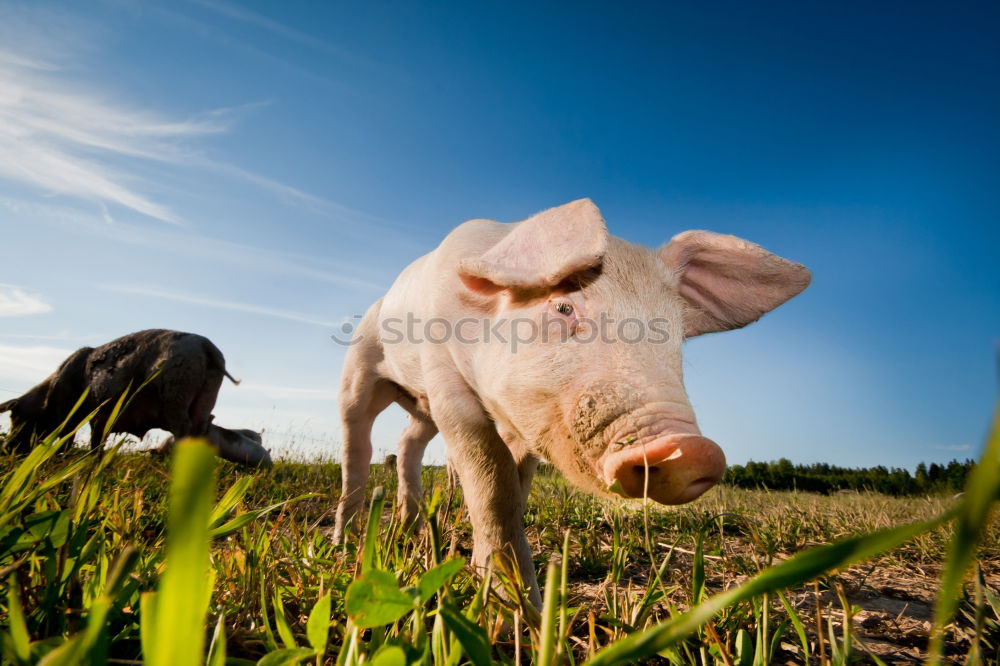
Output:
(0, 0), (997, 469)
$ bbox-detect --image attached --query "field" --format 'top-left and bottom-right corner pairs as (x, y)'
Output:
(0, 413), (998, 665)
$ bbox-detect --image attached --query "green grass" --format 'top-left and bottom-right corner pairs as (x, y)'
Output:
(0, 407), (997, 664)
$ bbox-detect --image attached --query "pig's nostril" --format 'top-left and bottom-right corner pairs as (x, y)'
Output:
(632, 465), (660, 475)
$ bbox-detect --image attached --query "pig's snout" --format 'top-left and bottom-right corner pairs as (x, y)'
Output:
(602, 434), (726, 504)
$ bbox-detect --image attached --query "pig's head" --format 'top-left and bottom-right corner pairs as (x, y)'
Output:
(457, 199), (810, 505)
(0, 389), (50, 452)
(0, 397), (27, 451)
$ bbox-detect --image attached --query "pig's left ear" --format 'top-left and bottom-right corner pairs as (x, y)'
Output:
(660, 231), (811, 337)
(459, 198), (607, 291)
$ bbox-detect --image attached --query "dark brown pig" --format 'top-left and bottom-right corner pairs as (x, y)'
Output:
(0, 330), (261, 466)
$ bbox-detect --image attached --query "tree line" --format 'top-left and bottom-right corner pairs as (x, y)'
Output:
(722, 458), (977, 496)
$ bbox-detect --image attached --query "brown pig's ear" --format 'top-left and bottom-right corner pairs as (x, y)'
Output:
(0, 399), (16, 413)
(459, 198), (607, 293)
(660, 231), (811, 337)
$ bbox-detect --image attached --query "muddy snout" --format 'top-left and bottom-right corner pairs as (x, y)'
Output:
(602, 434), (726, 504)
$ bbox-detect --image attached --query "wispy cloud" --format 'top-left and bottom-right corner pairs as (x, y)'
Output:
(192, 159), (390, 226)
(104, 284), (340, 328)
(932, 444), (971, 452)
(0, 343), (73, 385)
(0, 196), (388, 291)
(0, 6), (371, 227)
(0, 284), (52, 317)
(0, 330), (100, 342)
(185, 0), (384, 76)
(0, 50), (228, 224)
(190, 0), (346, 56)
(0, 51), (59, 72)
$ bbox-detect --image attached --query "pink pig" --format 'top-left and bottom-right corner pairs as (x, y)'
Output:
(333, 199), (810, 605)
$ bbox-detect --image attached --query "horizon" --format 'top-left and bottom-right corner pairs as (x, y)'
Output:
(1, 1), (998, 469)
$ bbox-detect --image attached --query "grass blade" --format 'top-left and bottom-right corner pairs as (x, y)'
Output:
(208, 475), (254, 528)
(273, 586), (298, 649)
(209, 493), (317, 539)
(37, 596), (110, 666)
(692, 530), (705, 604)
(928, 405), (1000, 664)
(6, 575), (30, 664)
(537, 560), (560, 666)
(139, 593), (158, 659)
(361, 486), (386, 574)
(146, 439), (218, 666)
(777, 590), (810, 664)
(207, 613), (227, 666)
(439, 603), (492, 666)
(257, 647), (315, 666)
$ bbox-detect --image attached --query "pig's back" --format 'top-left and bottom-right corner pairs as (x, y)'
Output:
(375, 218), (511, 392)
(377, 252), (439, 393)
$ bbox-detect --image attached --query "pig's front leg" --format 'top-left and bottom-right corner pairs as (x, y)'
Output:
(501, 430), (539, 515)
(429, 373), (541, 608)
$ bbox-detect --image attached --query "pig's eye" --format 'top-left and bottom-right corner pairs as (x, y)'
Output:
(554, 302), (574, 317)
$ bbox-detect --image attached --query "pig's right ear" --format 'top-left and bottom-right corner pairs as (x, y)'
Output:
(459, 198), (607, 293)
